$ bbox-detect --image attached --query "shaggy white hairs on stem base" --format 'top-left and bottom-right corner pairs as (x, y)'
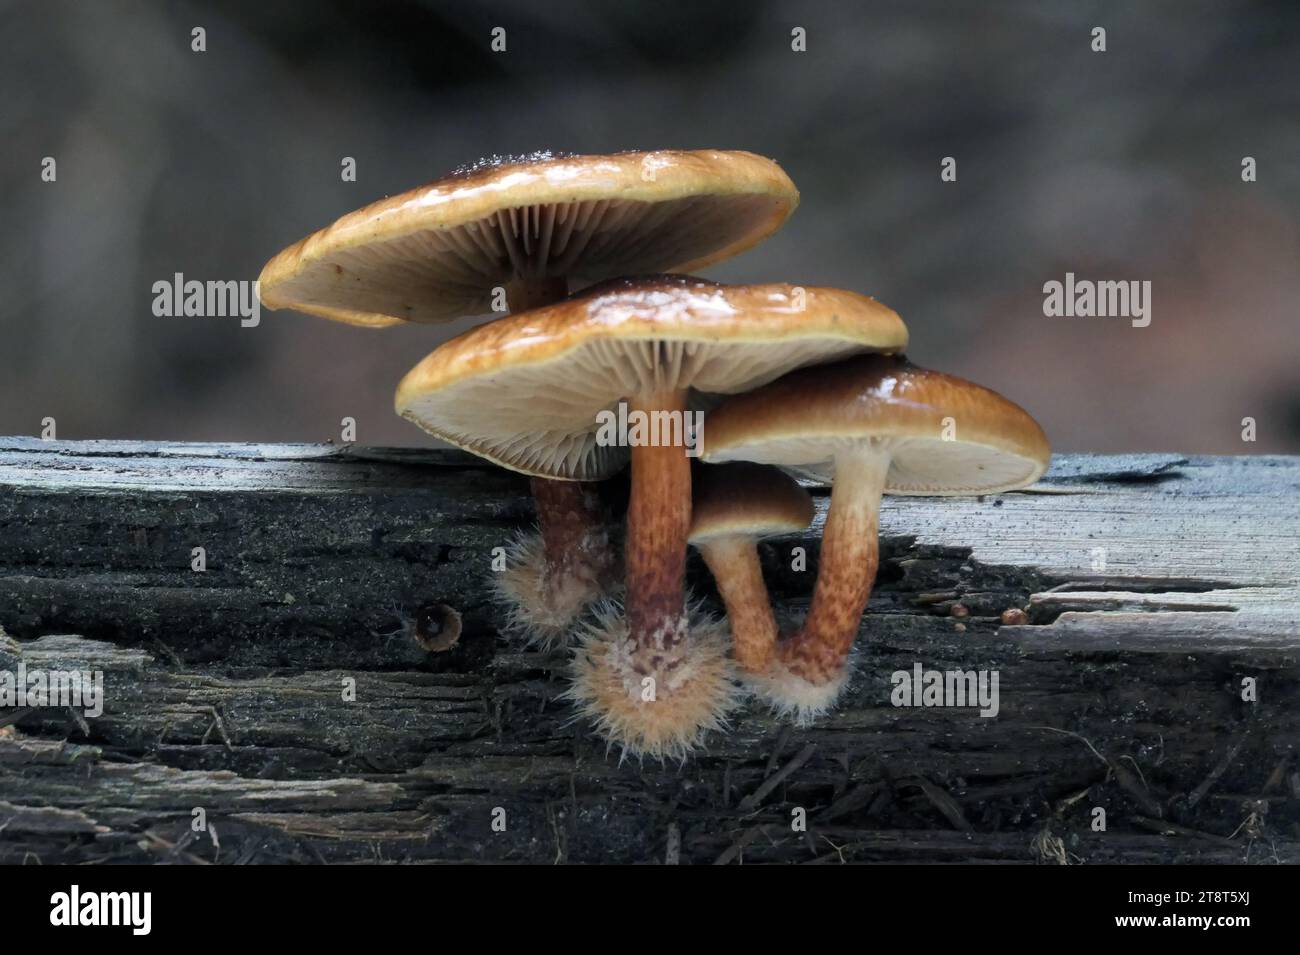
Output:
(492, 529), (617, 650)
(743, 650), (856, 727)
(564, 600), (739, 763)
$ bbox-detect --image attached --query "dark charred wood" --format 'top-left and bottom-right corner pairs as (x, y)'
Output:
(0, 439), (1296, 864)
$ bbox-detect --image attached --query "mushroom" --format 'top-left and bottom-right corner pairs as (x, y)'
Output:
(258, 149), (801, 645)
(702, 354), (1050, 722)
(688, 463), (812, 676)
(395, 276), (908, 758)
(258, 150), (800, 326)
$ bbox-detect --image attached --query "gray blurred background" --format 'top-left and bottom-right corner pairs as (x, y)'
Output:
(2, 0), (1297, 453)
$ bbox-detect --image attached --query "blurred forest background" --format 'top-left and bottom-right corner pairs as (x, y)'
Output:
(1, 0), (1297, 453)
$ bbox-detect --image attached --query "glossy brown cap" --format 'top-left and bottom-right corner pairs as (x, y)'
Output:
(258, 149), (799, 327)
(701, 354), (1050, 495)
(689, 463), (813, 543)
(395, 276), (908, 480)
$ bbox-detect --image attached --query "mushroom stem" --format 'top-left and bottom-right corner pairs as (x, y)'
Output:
(504, 276), (569, 311)
(697, 536), (778, 673)
(625, 388), (692, 657)
(530, 475), (616, 594)
(508, 275), (616, 632)
(778, 450), (891, 684)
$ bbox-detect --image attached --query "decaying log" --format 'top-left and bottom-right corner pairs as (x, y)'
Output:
(0, 438), (1297, 864)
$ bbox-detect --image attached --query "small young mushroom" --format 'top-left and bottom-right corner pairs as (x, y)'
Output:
(395, 277), (907, 758)
(688, 463), (812, 675)
(702, 354), (1050, 723)
(259, 149), (801, 645)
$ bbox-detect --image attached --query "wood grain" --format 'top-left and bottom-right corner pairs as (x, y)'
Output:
(0, 439), (1296, 863)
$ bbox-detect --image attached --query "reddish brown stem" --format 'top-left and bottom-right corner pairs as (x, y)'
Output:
(778, 452), (889, 684)
(508, 276), (617, 599)
(530, 476), (615, 592)
(698, 536), (778, 673)
(505, 276), (568, 311)
(625, 389), (692, 658)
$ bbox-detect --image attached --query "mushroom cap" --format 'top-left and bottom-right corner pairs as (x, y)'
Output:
(701, 354), (1050, 495)
(395, 276), (908, 481)
(689, 463), (813, 543)
(258, 149), (799, 327)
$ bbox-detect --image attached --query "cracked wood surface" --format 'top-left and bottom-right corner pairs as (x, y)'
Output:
(0, 439), (1297, 864)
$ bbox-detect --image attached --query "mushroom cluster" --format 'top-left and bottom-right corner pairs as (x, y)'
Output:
(259, 149), (1050, 760)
